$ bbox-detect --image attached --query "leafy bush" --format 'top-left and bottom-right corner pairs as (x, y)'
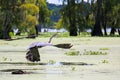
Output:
(9, 32), (14, 38)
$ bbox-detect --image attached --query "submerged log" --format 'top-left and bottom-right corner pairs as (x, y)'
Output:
(12, 70), (25, 74)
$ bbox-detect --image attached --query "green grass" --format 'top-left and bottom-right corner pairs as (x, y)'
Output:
(38, 32), (69, 38)
(35, 32), (120, 37)
(10, 32), (120, 39)
(39, 32), (91, 37)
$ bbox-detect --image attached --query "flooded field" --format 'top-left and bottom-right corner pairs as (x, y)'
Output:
(0, 37), (120, 80)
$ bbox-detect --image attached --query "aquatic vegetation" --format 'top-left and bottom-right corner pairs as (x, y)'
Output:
(83, 49), (108, 55)
(70, 48), (75, 50)
(99, 48), (110, 50)
(2, 57), (7, 61)
(65, 50), (80, 56)
(71, 66), (76, 71)
(48, 60), (56, 64)
(101, 60), (109, 63)
(1, 57), (12, 62)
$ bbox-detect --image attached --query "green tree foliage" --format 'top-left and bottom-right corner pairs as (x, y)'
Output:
(55, 17), (68, 30)
(20, 3), (39, 15)
(0, 0), (24, 39)
(59, 0), (120, 36)
(36, 0), (52, 30)
(60, 0), (77, 36)
(100, 0), (120, 36)
(113, 4), (120, 28)
(20, 3), (39, 36)
(0, 0), (50, 39)
(59, 0), (92, 36)
(76, 1), (92, 34)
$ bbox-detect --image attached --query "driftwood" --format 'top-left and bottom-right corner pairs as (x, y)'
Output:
(26, 33), (73, 62)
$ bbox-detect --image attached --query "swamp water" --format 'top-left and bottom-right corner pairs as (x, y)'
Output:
(0, 48), (120, 80)
(0, 38), (120, 80)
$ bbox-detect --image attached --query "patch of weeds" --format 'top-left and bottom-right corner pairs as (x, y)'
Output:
(65, 50), (80, 56)
(83, 49), (108, 55)
(101, 60), (109, 64)
(71, 66), (76, 71)
(99, 48), (110, 50)
(70, 48), (75, 50)
(2, 57), (7, 61)
(48, 60), (56, 64)
(1, 57), (12, 61)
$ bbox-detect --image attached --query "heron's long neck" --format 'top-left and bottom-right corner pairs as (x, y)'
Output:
(48, 33), (58, 43)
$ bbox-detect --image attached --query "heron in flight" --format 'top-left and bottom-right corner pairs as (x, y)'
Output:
(26, 33), (73, 62)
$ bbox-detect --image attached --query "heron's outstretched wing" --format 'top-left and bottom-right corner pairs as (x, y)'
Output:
(28, 42), (53, 49)
(54, 43), (73, 49)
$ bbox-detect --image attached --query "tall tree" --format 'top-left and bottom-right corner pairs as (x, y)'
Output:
(36, 0), (52, 32)
(109, 0), (120, 36)
(91, 0), (103, 36)
(20, 2), (39, 37)
(61, 0), (77, 36)
(101, 0), (119, 36)
(0, 0), (20, 39)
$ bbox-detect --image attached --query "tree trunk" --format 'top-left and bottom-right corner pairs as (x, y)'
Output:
(91, 0), (103, 36)
(69, 21), (77, 36)
(101, 4), (107, 36)
(102, 20), (107, 36)
(103, 26), (107, 36)
(69, 12), (77, 36)
(35, 25), (38, 36)
(3, 12), (12, 39)
(3, 25), (11, 39)
(68, 0), (77, 36)
(118, 29), (120, 35)
(110, 27), (116, 36)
